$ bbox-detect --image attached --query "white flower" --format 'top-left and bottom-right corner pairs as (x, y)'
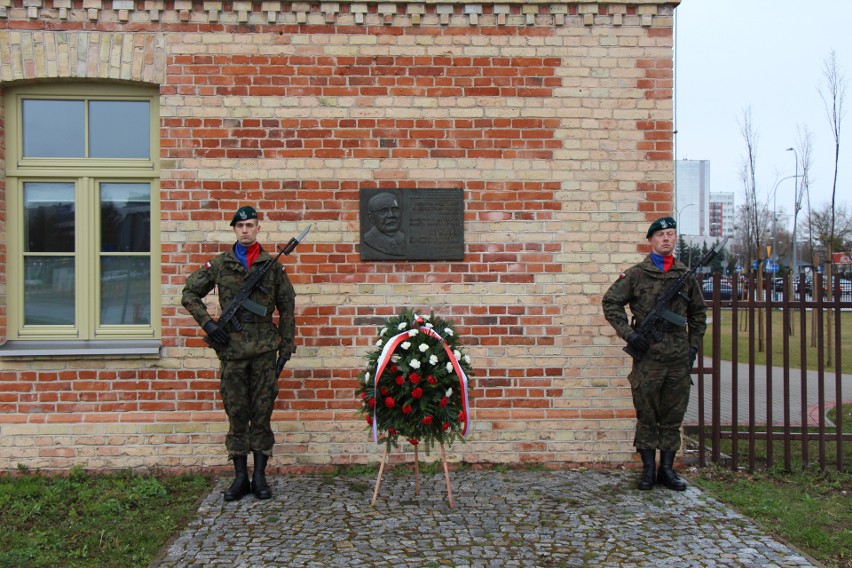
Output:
(398, 322), (408, 330)
(425, 322), (434, 328)
(454, 350), (461, 360)
(401, 342), (411, 350)
(418, 344), (429, 353)
(391, 354), (400, 363)
(408, 329), (418, 337)
(445, 387), (453, 397)
(446, 362), (453, 373)
(376, 339), (383, 347)
(422, 314), (430, 321)
(444, 328), (454, 336)
(464, 355), (471, 364)
(381, 327), (388, 336)
(410, 359), (421, 369)
(429, 355), (438, 365)
(365, 372), (371, 382)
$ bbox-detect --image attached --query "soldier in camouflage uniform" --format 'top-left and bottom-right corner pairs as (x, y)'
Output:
(602, 217), (706, 491)
(182, 206), (296, 501)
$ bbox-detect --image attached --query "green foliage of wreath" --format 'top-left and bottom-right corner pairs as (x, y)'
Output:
(355, 308), (474, 451)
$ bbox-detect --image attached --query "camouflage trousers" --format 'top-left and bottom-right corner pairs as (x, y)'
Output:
(628, 356), (691, 451)
(219, 350), (279, 459)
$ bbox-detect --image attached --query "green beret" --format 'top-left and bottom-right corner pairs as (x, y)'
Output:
(646, 216), (676, 238)
(230, 206), (258, 226)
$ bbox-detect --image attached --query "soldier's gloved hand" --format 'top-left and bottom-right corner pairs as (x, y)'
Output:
(276, 352), (290, 377)
(202, 320), (230, 347)
(626, 332), (650, 354)
(689, 346), (698, 368)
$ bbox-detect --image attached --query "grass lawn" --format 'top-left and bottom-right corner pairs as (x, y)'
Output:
(0, 467), (212, 568)
(703, 309), (852, 375)
(691, 465), (851, 568)
(689, 402), (852, 568)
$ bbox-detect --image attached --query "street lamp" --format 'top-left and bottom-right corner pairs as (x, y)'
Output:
(770, 173), (798, 274)
(677, 203), (696, 261)
(677, 202), (695, 230)
(786, 147), (800, 274)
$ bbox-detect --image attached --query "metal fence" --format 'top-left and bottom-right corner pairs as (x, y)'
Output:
(688, 272), (850, 472)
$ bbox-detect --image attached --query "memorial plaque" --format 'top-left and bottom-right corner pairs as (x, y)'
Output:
(360, 188), (465, 261)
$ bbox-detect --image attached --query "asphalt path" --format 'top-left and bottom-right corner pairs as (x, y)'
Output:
(686, 359), (851, 427)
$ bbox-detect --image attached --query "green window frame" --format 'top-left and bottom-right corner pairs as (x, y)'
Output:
(4, 83), (161, 344)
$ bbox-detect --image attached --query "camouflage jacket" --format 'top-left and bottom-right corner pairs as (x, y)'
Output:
(181, 244), (296, 361)
(602, 255), (707, 363)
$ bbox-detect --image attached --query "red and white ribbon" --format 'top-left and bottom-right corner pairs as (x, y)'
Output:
(371, 318), (471, 443)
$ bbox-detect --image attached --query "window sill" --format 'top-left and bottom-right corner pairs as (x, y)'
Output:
(0, 340), (161, 357)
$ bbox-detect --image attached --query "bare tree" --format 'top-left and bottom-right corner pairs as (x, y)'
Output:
(801, 202), (852, 258)
(818, 49), (847, 364)
(792, 126), (813, 274)
(738, 107), (769, 348)
(739, 107), (765, 265)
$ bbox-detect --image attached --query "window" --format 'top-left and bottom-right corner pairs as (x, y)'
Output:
(4, 83), (160, 343)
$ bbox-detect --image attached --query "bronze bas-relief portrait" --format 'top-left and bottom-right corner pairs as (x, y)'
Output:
(362, 191), (406, 258)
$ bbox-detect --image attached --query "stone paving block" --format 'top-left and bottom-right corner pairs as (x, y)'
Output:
(154, 470), (816, 567)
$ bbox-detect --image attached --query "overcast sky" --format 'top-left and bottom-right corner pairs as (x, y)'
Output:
(674, 0), (850, 228)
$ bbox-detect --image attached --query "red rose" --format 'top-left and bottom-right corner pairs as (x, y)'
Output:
(402, 404), (413, 414)
(360, 392), (367, 399)
(384, 397), (395, 408)
(388, 427), (397, 435)
(439, 396), (449, 408)
(390, 364), (398, 373)
(421, 416), (433, 425)
(369, 397), (376, 408)
(366, 416), (373, 425)
(458, 411), (466, 421)
(441, 422), (450, 431)
(395, 375), (405, 385)
(427, 375), (437, 385)
(409, 439), (419, 446)
(411, 387), (423, 399)
(380, 386), (390, 396)
(409, 373), (421, 384)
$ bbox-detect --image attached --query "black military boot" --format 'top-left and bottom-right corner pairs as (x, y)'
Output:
(223, 455), (251, 501)
(657, 450), (687, 491)
(252, 451), (272, 500)
(637, 449), (657, 490)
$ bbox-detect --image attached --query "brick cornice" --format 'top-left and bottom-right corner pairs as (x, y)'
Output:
(0, 1), (678, 27)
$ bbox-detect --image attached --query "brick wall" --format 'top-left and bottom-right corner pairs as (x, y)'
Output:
(0, 0), (678, 473)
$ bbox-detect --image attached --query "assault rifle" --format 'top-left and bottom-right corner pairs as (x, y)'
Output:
(624, 236), (728, 361)
(204, 225), (311, 350)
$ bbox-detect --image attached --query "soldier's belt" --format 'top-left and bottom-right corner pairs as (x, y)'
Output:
(237, 313), (273, 323)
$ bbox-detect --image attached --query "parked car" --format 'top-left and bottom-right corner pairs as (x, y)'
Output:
(792, 275), (812, 295)
(702, 280), (733, 301)
(831, 277), (852, 298)
(788, 275), (851, 299)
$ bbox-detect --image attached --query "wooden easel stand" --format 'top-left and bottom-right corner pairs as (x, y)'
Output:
(370, 441), (455, 508)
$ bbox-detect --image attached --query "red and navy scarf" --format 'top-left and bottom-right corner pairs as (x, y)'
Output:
(650, 252), (674, 273)
(234, 242), (260, 270)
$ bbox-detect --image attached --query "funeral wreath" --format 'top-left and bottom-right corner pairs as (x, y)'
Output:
(356, 308), (473, 450)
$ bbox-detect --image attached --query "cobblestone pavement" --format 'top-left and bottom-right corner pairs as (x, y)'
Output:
(154, 470), (818, 568)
